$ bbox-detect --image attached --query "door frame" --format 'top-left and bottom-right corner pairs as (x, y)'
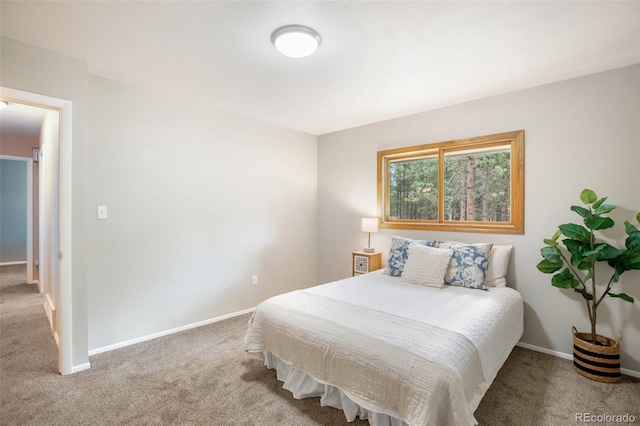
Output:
(0, 86), (74, 375)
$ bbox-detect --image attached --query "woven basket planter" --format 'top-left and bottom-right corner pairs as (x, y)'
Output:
(572, 326), (622, 383)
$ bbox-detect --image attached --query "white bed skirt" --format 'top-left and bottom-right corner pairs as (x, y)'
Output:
(261, 351), (408, 426)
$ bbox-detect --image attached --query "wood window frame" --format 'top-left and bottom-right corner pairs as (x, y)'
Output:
(377, 130), (524, 234)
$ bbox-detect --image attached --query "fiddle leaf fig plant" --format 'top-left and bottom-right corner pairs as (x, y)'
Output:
(537, 189), (640, 344)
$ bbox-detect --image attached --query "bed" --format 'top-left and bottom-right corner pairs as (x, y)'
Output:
(244, 238), (523, 426)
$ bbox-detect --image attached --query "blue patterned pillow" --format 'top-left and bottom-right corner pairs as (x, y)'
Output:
(384, 236), (440, 277)
(439, 243), (493, 290)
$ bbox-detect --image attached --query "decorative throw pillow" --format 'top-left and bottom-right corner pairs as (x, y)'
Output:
(485, 245), (513, 287)
(400, 244), (453, 288)
(443, 241), (513, 287)
(384, 236), (440, 277)
(439, 242), (492, 290)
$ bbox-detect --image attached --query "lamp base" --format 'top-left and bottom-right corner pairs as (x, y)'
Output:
(363, 248), (375, 253)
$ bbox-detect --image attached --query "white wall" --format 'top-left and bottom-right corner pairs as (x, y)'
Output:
(87, 77), (317, 351)
(318, 65), (640, 373)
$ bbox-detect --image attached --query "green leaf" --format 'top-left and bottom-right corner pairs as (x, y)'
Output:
(592, 197), (608, 210)
(577, 256), (596, 271)
(622, 251), (640, 270)
(637, 212), (640, 223)
(580, 189), (597, 204)
(606, 250), (640, 274)
(563, 239), (586, 252)
(581, 247), (605, 267)
(624, 221), (640, 250)
(559, 223), (590, 242)
(570, 205), (590, 219)
(626, 231), (640, 251)
(537, 259), (563, 274)
(607, 292), (634, 303)
(583, 245), (606, 256)
(597, 245), (624, 260)
(626, 220), (640, 234)
(585, 216), (614, 231)
(563, 239), (586, 268)
(594, 204), (616, 215)
(543, 231), (561, 246)
(541, 246), (562, 263)
(552, 269), (580, 289)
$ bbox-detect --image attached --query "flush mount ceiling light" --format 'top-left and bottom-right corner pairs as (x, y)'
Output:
(271, 25), (322, 58)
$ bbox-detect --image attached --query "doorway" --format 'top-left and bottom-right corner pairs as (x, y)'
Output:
(0, 156), (33, 282)
(0, 87), (74, 375)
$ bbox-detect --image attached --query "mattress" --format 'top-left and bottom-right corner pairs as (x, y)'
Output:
(245, 270), (523, 425)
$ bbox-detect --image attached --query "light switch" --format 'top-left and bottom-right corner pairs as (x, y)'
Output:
(97, 205), (108, 220)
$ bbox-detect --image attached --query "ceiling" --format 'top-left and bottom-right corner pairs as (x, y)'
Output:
(0, 103), (48, 139)
(1, 1), (638, 136)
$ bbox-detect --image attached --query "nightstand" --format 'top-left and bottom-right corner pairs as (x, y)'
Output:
(352, 251), (382, 276)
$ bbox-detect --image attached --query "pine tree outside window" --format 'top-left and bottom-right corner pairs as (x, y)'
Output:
(377, 130), (524, 234)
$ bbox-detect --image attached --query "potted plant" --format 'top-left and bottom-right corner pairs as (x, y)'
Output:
(537, 189), (640, 383)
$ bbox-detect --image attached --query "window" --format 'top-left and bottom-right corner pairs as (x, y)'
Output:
(377, 130), (524, 234)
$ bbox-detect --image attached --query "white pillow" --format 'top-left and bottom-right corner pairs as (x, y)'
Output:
(400, 243), (453, 288)
(485, 245), (513, 287)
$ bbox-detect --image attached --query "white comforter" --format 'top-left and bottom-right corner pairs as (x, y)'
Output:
(245, 271), (523, 426)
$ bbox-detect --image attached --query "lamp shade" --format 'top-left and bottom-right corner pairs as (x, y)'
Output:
(361, 218), (379, 233)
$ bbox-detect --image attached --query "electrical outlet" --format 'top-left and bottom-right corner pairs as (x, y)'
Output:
(97, 205), (108, 220)
(252, 275), (258, 286)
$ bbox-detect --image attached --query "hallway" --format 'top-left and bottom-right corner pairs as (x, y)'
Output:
(0, 264), (59, 424)
(0, 264), (58, 371)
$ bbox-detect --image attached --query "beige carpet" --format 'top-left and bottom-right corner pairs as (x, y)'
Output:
(1, 264), (638, 426)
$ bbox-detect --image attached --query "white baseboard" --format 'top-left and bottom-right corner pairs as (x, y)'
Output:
(516, 341), (573, 361)
(71, 362), (91, 374)
(43, 294), (56, 334)
(88, 307), (256, 356)
(516, 341), (640, 379)
(0, 261), (27, 266)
